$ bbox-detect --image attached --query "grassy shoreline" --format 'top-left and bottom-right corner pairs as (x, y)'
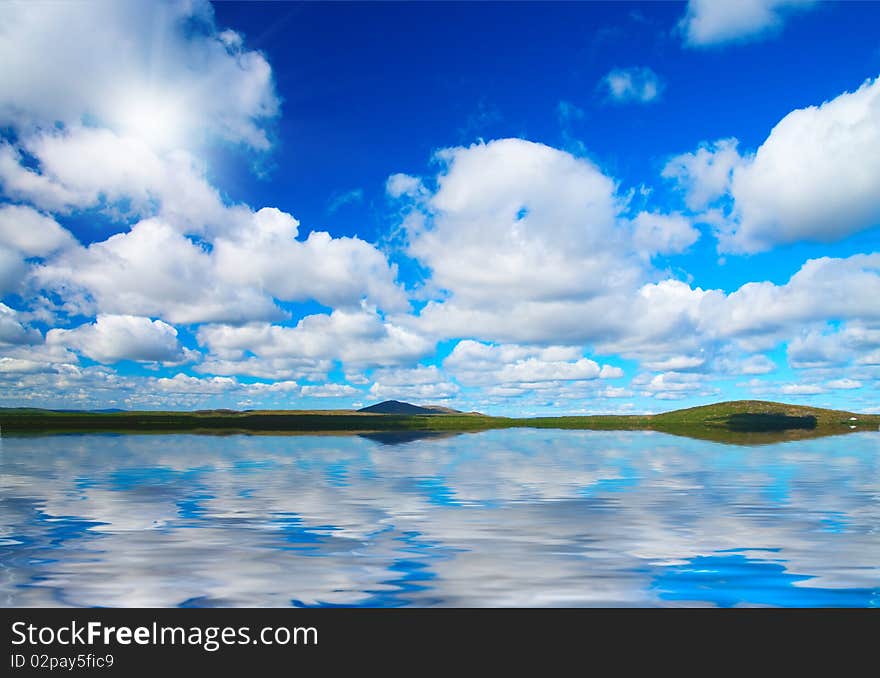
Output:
(1, 400), (877, 444)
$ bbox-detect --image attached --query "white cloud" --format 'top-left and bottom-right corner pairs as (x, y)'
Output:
(680, 0), (818, 48)
(715, 353), (777, 375)
(46, 314), (192, 364)
(642, 355), (706, 371)
(0, 0), (278, 151)
(395, 138), (659, 346)
(300, 383), (359, 398)
(726, 76), (880, 252)
(197, 307), (433, 370)
(327, 188), (364, 213)
(636, 371), (707, 398)
(195, 356), (330, 382)
(0, 246), (28, 295)
(444, 341), (600, 389)
(34, 218), (281, 325)
(702, 255), (880, 339)
(0, 204), (77, 256)
(385, 173), (426, 200)
(780, 383), (825, 395)
(662, 139), (742, 211)
(786, 322), (880, 369)
(0, 128), (228, 231)
(599, 365), (624, 379)
(601, 67), (663, 104)
(631, 211), (700, 257)
(407, 139), (632, 304)
(671, 78), (880, 253)
(0, 203), (77, 295)
(826, 378), (862, 390)
(0, 303), (41, 345)
(29, 208), (406, 325)
(213, 208), (408, 313)
(155, 373), (238, 395)
(599, 386), (633, 398)
(368, 365), (459, 402)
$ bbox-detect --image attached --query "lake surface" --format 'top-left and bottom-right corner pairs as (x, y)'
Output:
(1, 429), (878, 607)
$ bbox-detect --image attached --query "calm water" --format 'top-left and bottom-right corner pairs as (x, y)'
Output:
(1, 429), (878, 607)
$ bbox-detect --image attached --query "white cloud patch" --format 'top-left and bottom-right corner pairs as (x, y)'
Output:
(680, 0), (818, 48)
(444, 341), (601, 390)
(300, 383), (360, 398)
(786, 322), (880, 369)
(634, 371), (709, 400)
(826, 378), (862, 390)
(368, 365), (459, 402)
(0, 0), (279, 150)
(599, 365), (624, 379)
(669, 77), (880, 253)
(213, 208), (408, 313)
(155, 373), (239, 395)
(395, 138), (657, 346)
(327, 188), (364, 214)
(631, 211), (700, 257)
(0, 303), (41, 345)
(780, 383), (825, 396)
(702, 255), (880, 339)
(47, 314), (192, 365)
(726, 76), (880, 252)
(197, 307), (432, 371)
(662, 139), (742, 212)
(0, 203), (77, 295)
(34, 218), (281, 325)
(601, 67), (663, 104)
(0, 204), (77, 256)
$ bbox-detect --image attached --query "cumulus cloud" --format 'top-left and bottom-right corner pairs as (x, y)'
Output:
(662, 139), (742, 212)
(0, 204), (77, 256)
(213, 208), (408, 313)
(0, 0), (279, 150)
(368, 365), (459, 401)
(394, 138), (658, 346)
(668, 77), (880, 253)
(47, 314), (192, 364)
(444, 341), (603, 390)
(680, 0), (818, 48)
(786, 322), (880, 369)
(634, 370), (713, 400)
(0, 203), (77, 295)
(33, 218), (281, 325)
(300, 383), (360, 398)
(780, 383), (825, 396)
(155, 373), (238, 395)
(197, 307), (433, 371)
(0, 303), (41, 345)
(701, 255), (880, 339)
(631, 211), (700, 257)
(0, 129), (228, 231)
(826, 378), (862, 390)
(599, 365), (624, 379)
(727, 76), (880, 252)
(601, 67), (664, 104)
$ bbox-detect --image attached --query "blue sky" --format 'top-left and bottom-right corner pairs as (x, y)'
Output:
(1, 0), (880, 414)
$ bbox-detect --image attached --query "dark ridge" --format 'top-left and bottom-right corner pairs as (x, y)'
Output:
(357, 400), (439, 415)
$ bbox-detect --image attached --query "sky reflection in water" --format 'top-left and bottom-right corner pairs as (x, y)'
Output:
(1, 430), (878, 607)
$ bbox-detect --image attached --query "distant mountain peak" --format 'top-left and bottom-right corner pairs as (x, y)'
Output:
(357, 400), (461, 415)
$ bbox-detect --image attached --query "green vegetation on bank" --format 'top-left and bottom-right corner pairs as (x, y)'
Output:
(0, 400), (877, 444)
